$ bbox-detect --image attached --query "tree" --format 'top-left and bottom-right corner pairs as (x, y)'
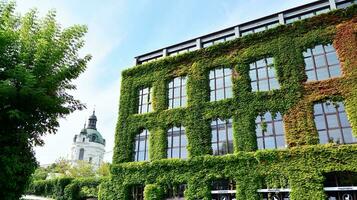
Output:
(68, 161), (96, 178)
(0, 2), (91, 199)
(97, 162), (111, 177)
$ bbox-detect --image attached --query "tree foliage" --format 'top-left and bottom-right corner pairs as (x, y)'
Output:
(0, 2), (91, 199)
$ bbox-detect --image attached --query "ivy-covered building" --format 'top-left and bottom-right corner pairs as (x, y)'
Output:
(100, 0), (357, 200)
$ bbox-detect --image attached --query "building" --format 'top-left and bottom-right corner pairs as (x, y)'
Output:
(100, 0), (357, 200)
(71, 111), (106, 169)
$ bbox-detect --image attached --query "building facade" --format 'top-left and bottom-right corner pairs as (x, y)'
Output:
(100, 1), (357, 200)
(71, 111), (106, 169)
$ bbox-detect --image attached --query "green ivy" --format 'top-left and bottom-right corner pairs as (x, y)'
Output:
(104, 5), (357, 200)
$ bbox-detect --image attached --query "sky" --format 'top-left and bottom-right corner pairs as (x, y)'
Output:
(15, 0), (315, 165)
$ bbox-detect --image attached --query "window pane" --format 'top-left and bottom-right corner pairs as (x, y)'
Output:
(326, 52), (339, 65)
(315, 115), (326, 130)
(306, 70), (316, 81)
(276, 136), (285, 148)
(326, 115), (338, 128)
(224, 76), (232, 87)
(269, 78), (280, 90)
(316, 68), (329, 80)
(304, 57), (314, 70)
(264, 137), (275, 149)
(319, 130), (328, 144)
(329, 65), (341, 77)
(215, 68), (223, 77)
(339, 113), (350, 127)
(258, 80), (269, 91)
(257, 68), (267, 79)
(314, 55), (326, 68)
(250, 70), (257, 81)
(312, 45), (324, 54)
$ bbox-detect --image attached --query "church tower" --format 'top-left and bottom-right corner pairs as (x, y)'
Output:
(70, 110), (106, 169)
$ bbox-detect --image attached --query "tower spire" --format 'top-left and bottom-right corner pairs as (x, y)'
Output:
(87, 108), (97, 130)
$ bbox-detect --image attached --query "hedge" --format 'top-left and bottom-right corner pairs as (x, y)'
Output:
(27, 177), (107, 200)
(101, 5), (357, 200)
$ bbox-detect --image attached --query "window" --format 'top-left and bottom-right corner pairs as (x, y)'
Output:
(91, 135), (96, 142)
(167, 126), (187, 159)
(211, 179), (236, 200)
(133, 130), (150, 161)
(256, 112), (285, 150)
(211, 119), (233, 155)
(165, 184), (186, 200)
(168, 76), (187, 109)
(249, 57), (280, 92)
(79, 148), (84, 160)
(138, 87), (152, 114)
(209, 68), (233, 101)
(82, 137), (85, 142)
(324, 172), (357, 200)
(89, 157), (92, 163)
(303, 44), (341, 81)
(131, 185), (144, 200)
(313, 101), (355, 144)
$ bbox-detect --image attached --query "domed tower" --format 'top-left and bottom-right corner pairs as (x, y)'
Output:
(70, 110), (106, 169)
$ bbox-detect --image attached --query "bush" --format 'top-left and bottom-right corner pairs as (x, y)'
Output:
(27, 177), (106, 200)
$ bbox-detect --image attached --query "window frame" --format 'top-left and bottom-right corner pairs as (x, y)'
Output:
(167, 126), (187, 159)
(313, 101), (355, 144)
(168, 76), (187, 109)
(303, 44), (341, 82)
(133, 129), (150, 162)
(255, 112), (286, 150)
(211, 118), (234, 156)
(138, 87), (152, 114)
(249, 57), (280, 92)
(209, 67), (233, 101)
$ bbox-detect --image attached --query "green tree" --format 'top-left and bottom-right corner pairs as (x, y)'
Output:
(97, 162), (111, 177)
(0, 2), (91, 199)
(68, 161), (96, 178)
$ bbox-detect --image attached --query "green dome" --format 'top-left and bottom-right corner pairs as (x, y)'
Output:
(86, 128), (106, 145)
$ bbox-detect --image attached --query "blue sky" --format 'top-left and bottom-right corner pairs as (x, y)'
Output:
(15, 0), (315, 164)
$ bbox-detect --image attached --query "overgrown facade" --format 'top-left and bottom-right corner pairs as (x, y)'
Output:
(100, 2), (357, 200)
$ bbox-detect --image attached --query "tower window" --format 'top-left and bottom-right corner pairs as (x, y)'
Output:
(133, 130), (150, 161)
(82, 138), (85, 142)
(304, 44), (341, 81)
(211, 118), (233, 155)
(313, 101), (355, 144)
(249, 57), (280, 92)
(168, 76), (187, 109)
(167, 126), (187, 159)
(209, 68), (233, 101)
(256, 112), (285, 150)
(138, 87), (152, 114)
(79, 148), (85, 160)
(89, 157), (92, 163)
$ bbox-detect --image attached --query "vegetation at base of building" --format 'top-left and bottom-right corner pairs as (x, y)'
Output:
(102, 4), (357, 200)
(0, 2), (90, 199)
(27, 177), (107, 200)
(31, 159), (111, 181)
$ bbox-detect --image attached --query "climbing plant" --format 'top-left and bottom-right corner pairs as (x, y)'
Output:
(102, 5), (357, 200)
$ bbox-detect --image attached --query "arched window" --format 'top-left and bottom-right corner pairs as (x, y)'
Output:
(133, 129), (149, 161)
(78, 148), (84, 160)
(92, 135), (96, 142)
(82, 137), (85, 142)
